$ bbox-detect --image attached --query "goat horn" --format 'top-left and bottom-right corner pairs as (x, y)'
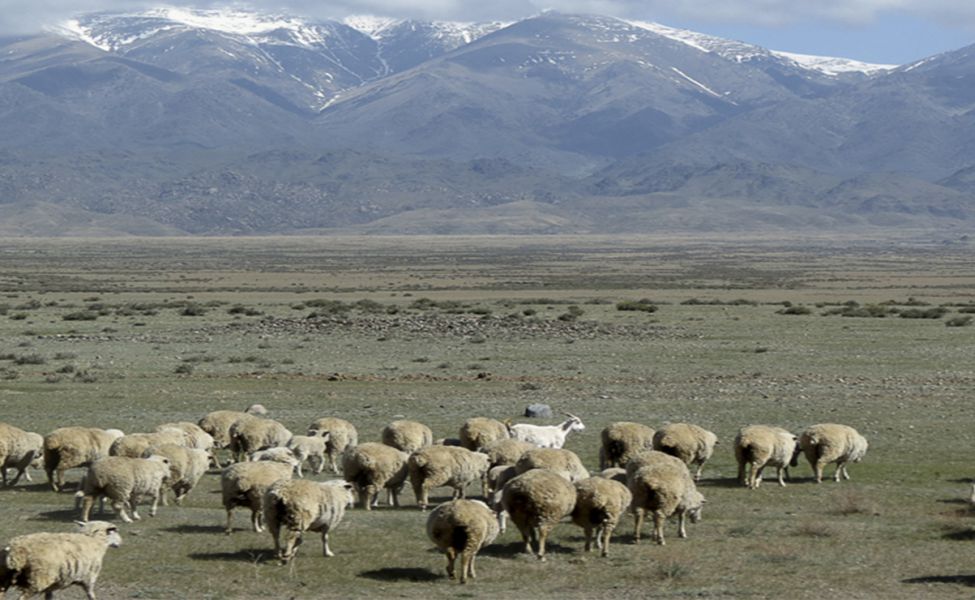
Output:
(564, 412), (580, 420)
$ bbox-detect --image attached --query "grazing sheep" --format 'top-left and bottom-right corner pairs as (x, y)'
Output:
(799, 423), (869, 483)
(264, 479), (355, 563)
(198, 410), (260, 452)
(145, 444), (209, 505)
(0, 520), (121, 600)
(249, 447), (300, 468)
(382, 420), (434, 454)
(79, 455), (171, 523)
(652, 423), (718, 481)
(598, 467), (628, 485)
(245, 404), (269, 416)
(571, 477), (633, 557)
(341, 442), (409, 510)
(628, 461), (705, 545)
(154, 422), (215, 451)
(307, 417), (358, 474)
(109, 429), (186, 459)
(506, 413), (585, 449)
(486, 465), (519, 533)
(500, 469), (576, 561)
(480, 438), (536, 496)
(515, 448), (589, 482)
(427, 499), (500, 584)
(221, 460), (296, 534)
(408, 446), (490, 511)
(459, 418), (509, 451)
(43, 427), (124, 492)
(286, 435), (328, 478)
(599, 422), (655, 469)
(734, 425), (800, 489)
(228, 418), (292, 462)
(0, 422), (44, 487)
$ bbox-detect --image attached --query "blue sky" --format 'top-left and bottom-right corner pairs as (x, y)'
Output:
(2, 0), (973, 65)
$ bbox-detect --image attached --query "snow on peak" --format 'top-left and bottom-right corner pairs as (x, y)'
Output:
(343, 15), (401, 39)
(770, 51), (896, 76)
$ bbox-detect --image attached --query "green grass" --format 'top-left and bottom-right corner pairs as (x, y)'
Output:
(0, 236), (973, 598)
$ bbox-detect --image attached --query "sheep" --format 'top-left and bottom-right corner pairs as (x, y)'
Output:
(435, 438), (463, 446)
(571, 477), (632, 557)
(228, 418), (292, 462)
(427, 499), (500, 584)
(798, 423), (869, 483)
(408, 446), (490, 511)
(197, 410), (260, 453)
(652, 423), (718, 481)
(628, 460), (705, 545)
(500, 468), (576, 561)
(249, 447), (300, 467)
(78, 455), (171, 523)
(341, 442), (409, 510)
(43, 427), (124, 492)
(307, 417), (358, 473)
(734, 425), (800, 489)
(486, 465), (519, 533)
(154, 421), (215, 451)
(459, 417), (509, 451)
(0, 520), (121, 600)
(286, 435), (328, 478)
(515, 448), (589, 482)
(382, 419), (433, 454)
(0, 422), (44, 487)
(505, 413), (585, 449)
(145, 444), (209, 505)
(221, 460), (296, 534)
(109, 429), (187, 459)
(599, 422), (655, 469)
(263, 479), (355, 563)
(480, 438), (536, 496)
(598, 467), (628, 485)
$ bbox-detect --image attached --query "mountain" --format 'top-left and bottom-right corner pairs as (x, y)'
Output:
(0, 7), (972, 236)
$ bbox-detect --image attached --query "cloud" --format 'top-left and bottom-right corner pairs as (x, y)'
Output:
(3, 0), (975, 34)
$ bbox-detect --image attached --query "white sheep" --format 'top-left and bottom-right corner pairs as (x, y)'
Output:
(628, 460), (705, 545)
(734, 425), (800, 488)
(459, 418), (509, 451)
(598, 467), (628, 485)
(43, 427), (124, 492)
(571, 477), (633, 557)
(382, 419), (434, 454)
(264, 479), (355, 563)
(229, 418), (292, 462)
(154, 421), (215, 452)
(341, 442), (409, 510)
(505, 413), (585, 449)
(109, 429), (186, 459)
(500, 468), (577, 561)
(249, 447), (300, 468)
(480, 438), (536, 496)
(427, 499), (500, 584)
(221, 460), (296, 534)
(145, 443), (210, 505)
(798, 423), (869, 483)
(408, 446), (490, 511)
(0, 422), (44, 487)
(0, 520), (121, 600)
(197, 410), (260, 456)
(78, 455), (171, 523)
(286, 435), (328, 477)
(599, 422), (655, 469)
(307, 417), (358, 474)
(515, 447), (589, 482)
(486, 465), (519, 533)
(652, 422), (718, 481)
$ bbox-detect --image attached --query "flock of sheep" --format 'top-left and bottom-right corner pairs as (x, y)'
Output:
(0, 406), (870, 597)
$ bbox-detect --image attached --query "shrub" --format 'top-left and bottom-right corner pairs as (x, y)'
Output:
(9, 313), (28, 320)
(616, 299), (658, 313)
(898, 307), (947, 319)
(174, 363), (194, 375)
(557, 305), (584, 322)
(946, 316), (973, 327)
(777, 305), (812, 315)
(14, 354), (46, 365)
(180, 304), (207, 316)
(63, 310), (99, 321)
(227, 305), (264, 316)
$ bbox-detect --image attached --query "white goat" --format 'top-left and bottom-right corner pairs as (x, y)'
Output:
(505, 414), (585, 449)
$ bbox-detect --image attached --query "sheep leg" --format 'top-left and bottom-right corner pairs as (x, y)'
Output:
(678, 511), (688, 539)
(583, 526), (594, 552)
(653, 510), (666, 546)
(129, 492), (142, 520)
(633, 508), (644, 543)
(390, 487), (401, 508)
(82, 579), (97, 600)
(737, 461), (746, 486)
(321, 530), (334, 558)
(148, 488), (161, 517)
(250, 507), (263, 533)
(600, 524), (612, 557)
(537, 524), (552, 561)
(294, 462), (303, 479)
(81, 495), (95, 522)
(444, 547), (457, 580)
(517, 523), (533, 554)
(813, 460), (825, 484)
(460, 548), (475, 584)
(776, 467), (787, 487)
(281, 530), (302, 564)
(693, 462), (703, 482)
(419, 486), (429, 511)
(225, 509), (234, 534)
(112, 498), (133, 523)
(838, 462), (850, 481)
(753, 465), (765, 489)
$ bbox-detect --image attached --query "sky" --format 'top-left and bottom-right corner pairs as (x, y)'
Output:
(1, 0), (973, 65)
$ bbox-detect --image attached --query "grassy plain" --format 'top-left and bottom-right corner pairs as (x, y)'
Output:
(0, 235), (973, 599)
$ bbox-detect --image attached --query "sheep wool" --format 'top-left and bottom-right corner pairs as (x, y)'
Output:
(228, 418), (292, 462)
(734, 425), (799, 489)
(0, 422), (44, 487)
(459, 418), (509, 452)
(146, 444), (210, 505)
(515, 448), (589, 482)
(408, 446), (490, 510)
(599, 422), (655, 470)
(628, 461), (705, 545)
(286, 435), (328, 478)
(427, 499), (500, 584)
(382, 420), (434, 454)
(307, 417), (358, 474)
(221, 460), (295, 534)
(198, 410), (259, 451)
(799, 423), (869, 483)
(342, 442), (410, 510)
(571, 477), (633, 557)
(110, 429), (186, 459)
(652, 423), (718, 481)
(264, 479), (355, 563)
(0, 521), (121, 600)
(44, 427), (124, 492)
(79, 455), (172, 523)
(500, 468), (576, 561)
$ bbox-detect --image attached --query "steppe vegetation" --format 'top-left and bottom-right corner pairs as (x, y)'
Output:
(0, 234), (973, 599)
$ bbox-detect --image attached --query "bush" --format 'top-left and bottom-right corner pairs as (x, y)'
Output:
(180, 304), (207, 316)
(227, 305), (264, 316)
(14, 354), (46, 365)
(946, 316), (973, 327)
(898, 307), (948, 319)
(174, 363), (194, 375)
(63, 310), (99, 321)
(557, 305), (584, 322)
(616, 299), (658, 313)
(777, 305), (812, 315)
